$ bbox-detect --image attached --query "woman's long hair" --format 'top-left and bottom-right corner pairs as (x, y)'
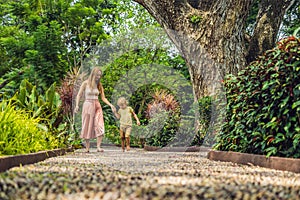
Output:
(87, 67), (102, 89)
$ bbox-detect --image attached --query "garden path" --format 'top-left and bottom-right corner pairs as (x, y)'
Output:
(1, 146), (300, 199)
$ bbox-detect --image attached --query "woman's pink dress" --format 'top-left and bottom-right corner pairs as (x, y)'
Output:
(80, 85), (104, 139)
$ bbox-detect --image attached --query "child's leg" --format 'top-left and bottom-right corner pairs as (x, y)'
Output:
(120, 128), (125, 151)
(125, 137), (130, 151)
(125, 127), (132, 151)
(121, 138), (125, 152)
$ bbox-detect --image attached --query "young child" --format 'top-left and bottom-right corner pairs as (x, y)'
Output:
(113, 97), (140, 151)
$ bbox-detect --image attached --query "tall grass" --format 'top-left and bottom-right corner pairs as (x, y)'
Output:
(0, 101), (60, 156)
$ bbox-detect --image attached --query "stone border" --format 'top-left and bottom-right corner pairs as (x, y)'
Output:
(144, 145), (211, 152)
(207, 150), (300, 173)
(0, 148), (74, 173)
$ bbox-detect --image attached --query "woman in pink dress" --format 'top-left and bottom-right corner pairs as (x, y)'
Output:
(74, 67), (116, 152)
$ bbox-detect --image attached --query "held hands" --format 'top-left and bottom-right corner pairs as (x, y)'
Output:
(111, 105), (116, 113)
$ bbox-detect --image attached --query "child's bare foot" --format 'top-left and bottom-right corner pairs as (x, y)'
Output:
(126, 146), (130, 151)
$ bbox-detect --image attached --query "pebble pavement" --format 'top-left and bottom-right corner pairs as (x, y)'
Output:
(0, 146), (300, 200)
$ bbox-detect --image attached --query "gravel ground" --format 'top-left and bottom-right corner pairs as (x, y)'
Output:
(1, 146), (300, 200)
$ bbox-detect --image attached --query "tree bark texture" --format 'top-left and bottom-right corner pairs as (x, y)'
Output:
(246, 0), (296, 63)
(134, 0), (295, 99)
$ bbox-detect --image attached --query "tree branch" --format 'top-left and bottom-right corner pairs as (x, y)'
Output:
(246, 0), (296, 63)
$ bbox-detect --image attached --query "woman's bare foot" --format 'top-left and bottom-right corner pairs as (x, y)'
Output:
(97, 148), (104, 152)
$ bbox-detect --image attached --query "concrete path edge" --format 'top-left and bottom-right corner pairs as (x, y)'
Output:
(0, 148), (74, 172)
(144, 145), (211, 152)
(207, 150), (300, 173)
(2, 147), (299, 174)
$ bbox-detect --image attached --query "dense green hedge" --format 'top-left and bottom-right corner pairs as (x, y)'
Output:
(215, 35), (300, 158)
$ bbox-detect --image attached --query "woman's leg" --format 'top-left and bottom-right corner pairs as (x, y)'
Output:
(85, 139), (90, 152)
(97, 135), (104, 152)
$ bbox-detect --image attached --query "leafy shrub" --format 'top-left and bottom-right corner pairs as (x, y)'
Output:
(140, 90), (215, 147)
(144, 89), (181, 147)
(215, 35), (300, 158)
(57, 67), (85, 147)
(9, 79), (68, 146)
(146, 89), (180, 118)
(0, 102), (60, 156)
(104, 124), (121, 145)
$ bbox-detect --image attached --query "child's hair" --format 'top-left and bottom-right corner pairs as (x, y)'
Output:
(117, 97), (127, 107)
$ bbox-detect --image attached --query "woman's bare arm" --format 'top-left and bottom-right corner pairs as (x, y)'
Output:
(99, 83), (116, 112)
(74, 81), (87, 113)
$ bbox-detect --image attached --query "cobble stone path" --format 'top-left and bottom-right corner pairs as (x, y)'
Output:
(1, 146), (300, 200)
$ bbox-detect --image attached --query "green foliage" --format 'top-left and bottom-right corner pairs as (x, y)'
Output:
(0, 27), (33, 77)
(0, 25), (34, 96)
(142, 89), (180, 147)
(10, 79), (66, 140)
(0, 101), (60, 156)
(189, 15), (202, 24)
(104, 124), (121, 145)
(110, 0), (159, 33)
(215, 35), (300, 158)
(143, 110), (179, 147)
(61, 0), (111, 50)
(191, 96), (213, 146)
(0, 0), (113, 97)
(24, 21), (68, 90)
(245, 0), (259, 35)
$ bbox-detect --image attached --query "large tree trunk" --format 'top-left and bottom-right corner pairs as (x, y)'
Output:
(134, 0), (294, 99)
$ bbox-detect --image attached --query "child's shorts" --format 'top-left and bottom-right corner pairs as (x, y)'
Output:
(120, 125), (132, 138)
